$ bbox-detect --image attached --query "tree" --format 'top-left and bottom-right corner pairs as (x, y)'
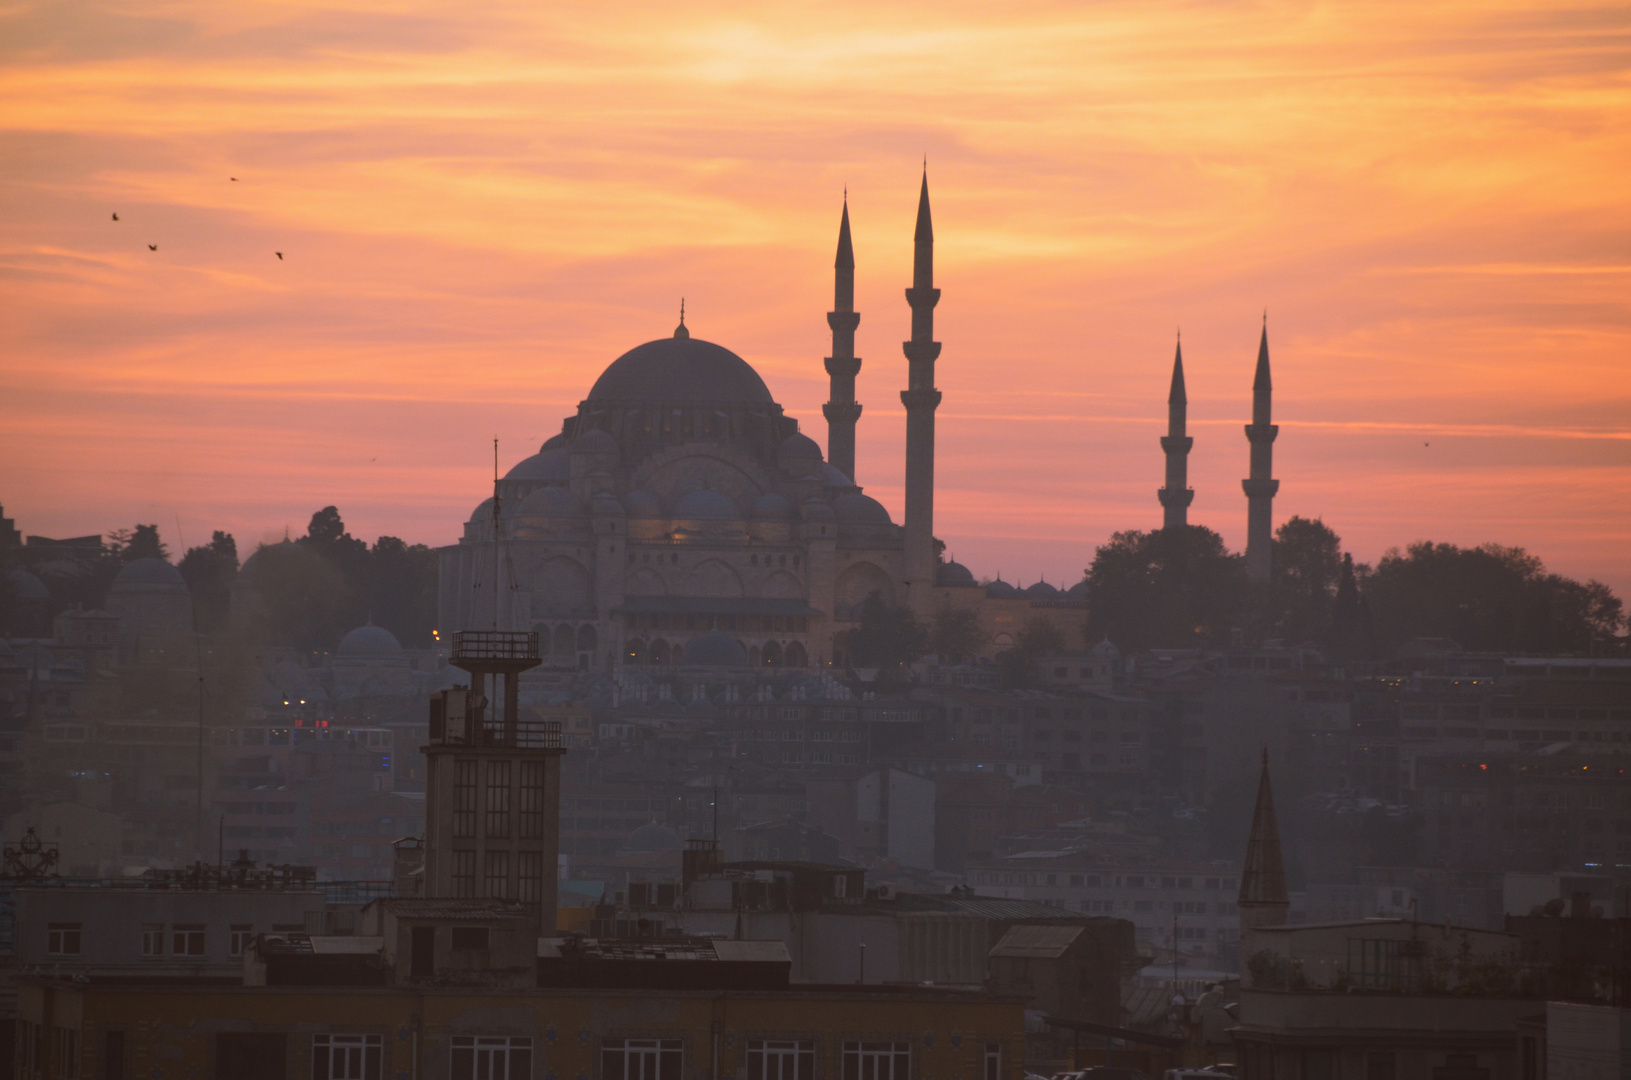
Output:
(999, 615), (1065, 687)
(1084, 525), (1248, 651)
(1328, 553), (1375, 662)
(845, 592), (927, 677)
(1272, 517), (1343, 645)
(241, 540), (354, 652)
(369, 536), (439, 647)
(929, 606), (986, 664)
(178, 531), (239, 636)
(106, 524), (168, 563)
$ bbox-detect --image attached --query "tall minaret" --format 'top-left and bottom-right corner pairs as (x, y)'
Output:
(823, 197), (863, 482)
(1237, 749), (1290, 937)
(901, 170), (942, 614)
(1242, 319), (1278, 581)
(1158, 336), (1193, 530)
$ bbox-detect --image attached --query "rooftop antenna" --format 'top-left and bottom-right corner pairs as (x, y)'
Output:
(491, 437), (501, 632)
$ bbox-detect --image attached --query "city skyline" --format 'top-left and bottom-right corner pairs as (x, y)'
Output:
(2, 0), (1628, 595)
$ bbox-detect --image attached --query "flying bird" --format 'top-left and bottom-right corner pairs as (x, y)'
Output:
(230, 177), (238, 182)
(111, 212), (119, 221)
(275, 252), (283, 260)
(147, 244), (157, 251)
(1424, 442), (1430, 447)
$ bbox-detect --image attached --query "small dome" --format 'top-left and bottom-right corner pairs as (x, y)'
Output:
(468, 497), (496, 524)
(1092, 637), (1121, 659)
(820, 464), (855, 488)
(592, 491), (626, 516)
(573, 428), (619, 457)
(778, 432), (823, 462)
(505, 448), (570, 483)
(541, 433), (569, 451)
(1025, 581), (1061, 598)
(673, 489), (741, 521)
(752, 493), (795, 520)
(1067, 579), (1088, 598)
(624, 491), (664, 519)
(832, 493), (893, 526)
(801, 499), (836, 523)
(937, 561), (976, 587)
(6, 569), (49, 601)
(683, 630), (750, 669)
(517, 486), (586, 519)
(622, 821), (684, 853)
(337, 624), (404, 658)
(112, 557), (185, 590)
(986, 579), (1018, 598)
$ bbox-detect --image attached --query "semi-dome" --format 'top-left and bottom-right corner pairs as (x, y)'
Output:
(586, 336), (773, 406)
(820, 464), (854, 488)
(832, 493), (893, 526)
(591, 491), (626, 516)
(621, 820), (684, 853)
(468, 497), (495, 523)
(778, 432), (823, 463)
(937, 561), (976, 587)
(673, 489), (741, 521)
(517, 486), (586, 518)
(1025, 581), (1061, 598)
(541, 433), (568, 451)
(624, 491), (664, 519)
(6, 569), (49, 601)
(683, 630), (750, 669)
(801, 498), (836, 522)
(573, 428), (619, 456)
(505, 448), (569, 483)
(113, 557), (185, 589)
(337, 623), (404, 658)
(986, 578), (1018, 598)
(752, 493), (795, 520)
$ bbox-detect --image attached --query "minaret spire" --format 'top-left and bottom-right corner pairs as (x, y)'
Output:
(901, 169), (942, 614)
(1158, 334), (1193, 530)
(1242, 318), (1279, 581)
(823, 195), (863, 482)
(1238, 749), (1290, 934)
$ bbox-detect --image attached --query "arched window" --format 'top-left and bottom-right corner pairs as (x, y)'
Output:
(651, 639), (670, 666)
(627, 638), (646, 665)
(762, 641), (783, 667)
(552, 624), (574, 658)
(785, 641), (807, 668)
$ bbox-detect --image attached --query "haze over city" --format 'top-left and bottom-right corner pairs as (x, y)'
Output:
(2, 0), (1628, 595)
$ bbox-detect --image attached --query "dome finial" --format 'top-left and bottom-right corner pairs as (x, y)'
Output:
(675, 298), (689, 339)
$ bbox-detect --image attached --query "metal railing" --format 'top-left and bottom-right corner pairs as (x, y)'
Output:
(452, 630), (540, 663)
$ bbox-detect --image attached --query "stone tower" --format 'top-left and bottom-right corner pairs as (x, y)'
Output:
(1158, 336), (1193, 530)
(1242, 322), (1278, 581)
(901, 171), (942, 614)
(1237, 749), (1290, 936)
(823, 197), (863, 483)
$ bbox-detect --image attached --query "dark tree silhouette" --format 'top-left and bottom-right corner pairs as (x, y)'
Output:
(1271, 516), (1343, 645)
(107, 524), (168, 563)
(845, 592), (927, 677)
(178, 530), (239, 636)
(1000, 615), (1065, 687)
(929, 605), (986, 664)
(1084, 525), (1248, 651)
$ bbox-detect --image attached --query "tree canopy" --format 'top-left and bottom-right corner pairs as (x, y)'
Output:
(1083, 525), (1248, 651)
(845, 592), (927, 678)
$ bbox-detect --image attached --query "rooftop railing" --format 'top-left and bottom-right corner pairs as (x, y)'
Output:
(452, 630), (539, 663)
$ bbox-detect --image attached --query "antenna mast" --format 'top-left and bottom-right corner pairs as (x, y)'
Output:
(491, 438), (501, 632)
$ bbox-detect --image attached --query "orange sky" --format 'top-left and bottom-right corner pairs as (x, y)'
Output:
(2, 0), (1629, 597)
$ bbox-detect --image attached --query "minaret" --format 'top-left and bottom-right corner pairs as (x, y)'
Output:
(823, 197), (863, 482)
(1158, 336), (1193, 530)
(1237, 749), (1290, 935)
(901, 170), (942, 614)
(1242, 320), (1278, 581)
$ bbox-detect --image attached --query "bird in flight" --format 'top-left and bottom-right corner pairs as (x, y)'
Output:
(147, 244), (157, 251)
(230, 177), (238, 182)
(111, 212), (119, 221)
(275, 252), (283, 260)
(1424, 442), (1430, 447)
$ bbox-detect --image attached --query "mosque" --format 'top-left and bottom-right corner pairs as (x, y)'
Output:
(437, 174), (1279, 675)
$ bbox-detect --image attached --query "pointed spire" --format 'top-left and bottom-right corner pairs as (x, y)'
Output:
(913, 168), (933, 243)
(1239, 749), (1289, 910)
(1253, 318), (1271, 395)
(674, 298), (689, 339)
(836, 197), (854, 270)
(1168, 335), (1187, 406)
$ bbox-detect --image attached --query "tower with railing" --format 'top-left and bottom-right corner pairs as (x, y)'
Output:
(424, 630), (564, 934)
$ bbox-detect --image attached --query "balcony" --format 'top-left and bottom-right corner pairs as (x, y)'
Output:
(451, 631), (540, 665)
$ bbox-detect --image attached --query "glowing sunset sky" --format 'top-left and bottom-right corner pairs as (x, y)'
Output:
(2, 0), (1628, 596)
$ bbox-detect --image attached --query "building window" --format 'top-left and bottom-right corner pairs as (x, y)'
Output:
(602, 1039), (682, 1080)
(453, 1036), (533, 1080)
(984, 1044), (1002, 1080)
(453, 850), (477, 897)
(141, 923), (164, 957)
(519, 761), (547, 839)
(518, 850), (545, 903)
(47, 922), (82, 956)
(842, 1042), (910, 1080)
(172, 924), (206, 957)
(747, 1041), (813, 1080)
(486, 760), (511, 839)
(832, 875), (848, 899)
(313, 1034), (383, 1080)
(229, 924), (254, 957)
(454, 759), (479, 838)
(484, 850), (510, 899)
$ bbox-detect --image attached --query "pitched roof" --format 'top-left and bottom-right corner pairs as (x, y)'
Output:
(1238, 750), (1289, 907)
(989, 923), (1084, 958)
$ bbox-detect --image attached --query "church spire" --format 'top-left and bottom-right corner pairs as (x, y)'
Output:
(823, 196), (863, 482)
(1158, 335), (1193, 530)
(1242, 318), (1278, 581)
(901, 168), (942, 614)
(1238, 749), (1290, 932)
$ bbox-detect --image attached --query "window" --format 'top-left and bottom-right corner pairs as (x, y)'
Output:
(519, 761), (547, 839)
(486, 760), (511, 838)
(832, 874), (848, 899)
(172, 924), (206, 957)
(842, 1042), (910, 1080)
(229, 924), (254, 957)
(451, 926), (490, 951)
(52, 1027), (79, 1079)
(47, 922), (83, 955)
(518, 850), (545, 903)
(984, 1044), (1002, 1080)
(452, 1036), (532, 1080)
(453, 850), (477, 898)
(484, 850), (510, 899)
(313, 1034), (383, 1080)
(141, 923), (164, 957)
(454, 759), (478, 838)
(602, 1039), (682, 1080)
(747, 1041), (813, 1080)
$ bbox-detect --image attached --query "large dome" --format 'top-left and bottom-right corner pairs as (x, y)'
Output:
(113, 557), (186, 590)
(586, 335), (774, 406)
